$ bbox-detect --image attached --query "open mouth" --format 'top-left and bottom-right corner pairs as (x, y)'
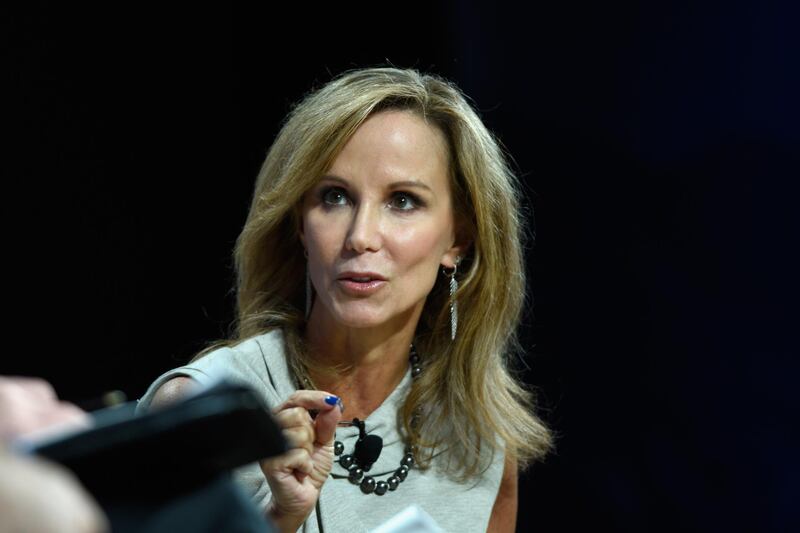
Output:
(336, 273), (387, 294)
(337, 272), (387, 282)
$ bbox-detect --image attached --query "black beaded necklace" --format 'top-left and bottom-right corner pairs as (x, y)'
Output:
(331, 345), (422, 496)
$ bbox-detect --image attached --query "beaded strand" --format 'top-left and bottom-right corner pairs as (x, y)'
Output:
(332, 345), (421, 495)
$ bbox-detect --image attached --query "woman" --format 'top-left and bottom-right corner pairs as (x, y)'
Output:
(138, 67), (551, 532)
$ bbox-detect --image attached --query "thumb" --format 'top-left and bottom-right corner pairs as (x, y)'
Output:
(314, 397), (343, 445)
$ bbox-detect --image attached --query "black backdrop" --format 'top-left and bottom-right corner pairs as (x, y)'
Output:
(5, 2), (798, 531)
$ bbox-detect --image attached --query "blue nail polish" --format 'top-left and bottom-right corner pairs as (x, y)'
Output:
(325, 395), (339, 406)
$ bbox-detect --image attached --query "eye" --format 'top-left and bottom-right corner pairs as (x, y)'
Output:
(389, 192), (421, 211)
(321, 187), (349, 207)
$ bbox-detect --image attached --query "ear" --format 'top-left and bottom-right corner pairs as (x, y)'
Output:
(441, 240), (471, 270)
(441, 217), (472, 269)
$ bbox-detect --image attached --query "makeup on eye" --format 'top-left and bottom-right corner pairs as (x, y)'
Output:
(316, 184), (426, 211)
(320, 186), (349, 207)
(389, 191), (424, 210)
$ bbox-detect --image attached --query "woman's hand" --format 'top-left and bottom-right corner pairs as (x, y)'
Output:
(260, 391), (344, 532)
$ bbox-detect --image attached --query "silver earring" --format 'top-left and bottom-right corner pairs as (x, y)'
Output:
(443, 257), (461, 341)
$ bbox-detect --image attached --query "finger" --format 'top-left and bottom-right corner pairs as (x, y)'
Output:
(273, 407), (315, 457)
(12, 377), (58, 403)
(283, 426), (314, 456)
(0, 376), (58, 405)
(262, 447), (314, 477)
(44, 402), (91, 429)
(276, 390), (344, 415)
(313, 401), (343, 445)
(273, 406), (313, 429)
(12, 404), (92, 442)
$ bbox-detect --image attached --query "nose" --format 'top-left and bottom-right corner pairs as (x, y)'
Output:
(345, 204), (382, 253)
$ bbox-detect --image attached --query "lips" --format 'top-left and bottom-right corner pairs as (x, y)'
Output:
(336, 272), (387, 282)
(336, 272), (387, 295)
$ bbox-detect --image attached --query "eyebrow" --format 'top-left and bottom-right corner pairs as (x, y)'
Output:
(319, 175), (433, 193)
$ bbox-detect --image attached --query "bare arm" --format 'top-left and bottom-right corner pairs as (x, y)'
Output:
(487, 454), (518, 533)
(148, 376), (198, 410)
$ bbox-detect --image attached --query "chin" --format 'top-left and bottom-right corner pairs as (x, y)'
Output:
(332, 310), (389, 329)
(318, 297), (420, 331)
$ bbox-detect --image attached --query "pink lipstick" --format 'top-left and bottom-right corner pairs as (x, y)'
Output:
(336, 272), (387, 296)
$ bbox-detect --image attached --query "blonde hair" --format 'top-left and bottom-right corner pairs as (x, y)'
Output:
(223, 67), (551, 478)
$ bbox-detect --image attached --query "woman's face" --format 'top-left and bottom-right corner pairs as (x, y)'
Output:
(300, 109), (462, 330)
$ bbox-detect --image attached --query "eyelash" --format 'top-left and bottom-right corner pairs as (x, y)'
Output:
(320, 187), (349, 207)
(389, 191), (423, 211)
(319, 187), (424, 211)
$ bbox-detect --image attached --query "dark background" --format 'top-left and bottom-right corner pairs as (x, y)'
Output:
(5, 2), (798, 531)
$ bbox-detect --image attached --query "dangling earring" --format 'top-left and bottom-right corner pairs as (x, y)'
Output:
(443, 257), (461, 341)
(305, 250), (312, 320)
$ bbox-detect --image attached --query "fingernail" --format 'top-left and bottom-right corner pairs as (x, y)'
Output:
(324, 395), (339, 406)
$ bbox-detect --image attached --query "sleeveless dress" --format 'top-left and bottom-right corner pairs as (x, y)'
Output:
(137, 330), (504, 532)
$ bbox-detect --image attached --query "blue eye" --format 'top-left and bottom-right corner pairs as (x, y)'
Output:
(390, 192), (420, 211)
(321, 187), (348, 206)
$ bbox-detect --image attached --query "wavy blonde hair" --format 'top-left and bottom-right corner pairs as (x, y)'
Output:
(223, 67), (550, 478)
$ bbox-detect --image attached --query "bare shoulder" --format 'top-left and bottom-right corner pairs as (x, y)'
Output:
(149, 376), (198, 409)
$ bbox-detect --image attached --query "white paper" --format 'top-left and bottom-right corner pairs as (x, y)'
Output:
(369, 505), (445, 533)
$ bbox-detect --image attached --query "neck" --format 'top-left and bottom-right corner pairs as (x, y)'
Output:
(304, 303), (420, 419)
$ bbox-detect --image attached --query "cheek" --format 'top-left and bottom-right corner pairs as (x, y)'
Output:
(303, 212), (343, 259)
(390, 222), (451, 272)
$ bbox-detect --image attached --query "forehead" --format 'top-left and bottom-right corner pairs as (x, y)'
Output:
(327, 109), (451, 189)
